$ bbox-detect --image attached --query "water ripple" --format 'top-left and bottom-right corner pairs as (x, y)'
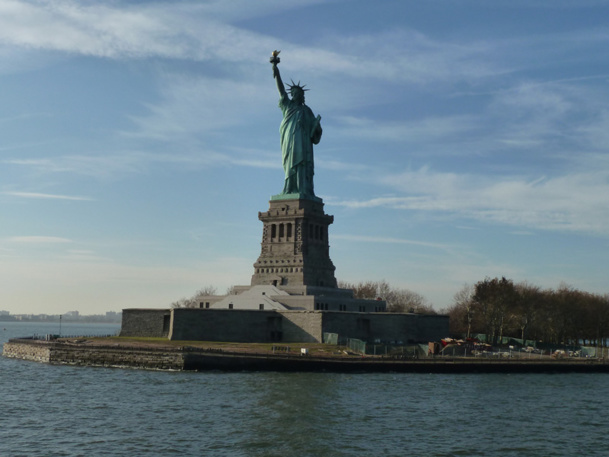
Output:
(2, 324), (609, 456)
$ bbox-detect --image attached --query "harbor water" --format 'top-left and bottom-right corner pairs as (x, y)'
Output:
(1, 322), (608, 456)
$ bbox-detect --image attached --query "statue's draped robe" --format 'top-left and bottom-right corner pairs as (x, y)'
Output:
(278, 93), (322, 197)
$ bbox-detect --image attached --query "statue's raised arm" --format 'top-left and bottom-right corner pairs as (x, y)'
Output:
(270, 51), (286, 98)
(269, 51), (322, 201)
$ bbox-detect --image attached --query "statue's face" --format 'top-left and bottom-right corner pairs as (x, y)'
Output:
(291, 89), (305, 104)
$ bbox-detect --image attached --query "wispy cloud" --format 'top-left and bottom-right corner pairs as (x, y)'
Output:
(0, 1), (502, 86)
(3, 191), (93, 201)
(577, 110), (609, 150)
(1, 0), (608, 92)
(327, 77), (609, 163)
(0, 112), (52, 124)
(4, 156), (133, 176)
(333, 234), (454, 251)
(0, 0), (197, 59)
(324, 28), (501, 84)
(61, 249), (111, 263)
(124, 75), (271, 141)
(331, 166), (609, 236)
(4, 151), (202, 178)
(2, 146), (278, 179)
(0, 1), (287, 65)
(334, 114), (481, 143)
(7, 236), (72, 244)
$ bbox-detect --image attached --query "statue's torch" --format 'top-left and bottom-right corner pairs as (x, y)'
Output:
(270, 50), (281, 64)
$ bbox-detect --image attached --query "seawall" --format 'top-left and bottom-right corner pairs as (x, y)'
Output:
(4, 338), (609, 373)
(3, 339), (185, 370)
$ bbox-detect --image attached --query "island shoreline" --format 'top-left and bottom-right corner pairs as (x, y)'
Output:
(4, 338), (609, 373)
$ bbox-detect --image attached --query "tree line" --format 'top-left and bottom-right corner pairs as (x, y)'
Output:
(337, 280), (437, 314)
(444, 277), (609, 347)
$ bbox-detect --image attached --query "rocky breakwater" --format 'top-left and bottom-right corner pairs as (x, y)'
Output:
(3, 338), (186, 370)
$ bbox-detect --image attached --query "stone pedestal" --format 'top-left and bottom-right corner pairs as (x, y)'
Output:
(251, 198), (337, 288)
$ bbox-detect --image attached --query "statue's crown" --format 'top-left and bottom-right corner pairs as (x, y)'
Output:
(286, 79), (309, 93)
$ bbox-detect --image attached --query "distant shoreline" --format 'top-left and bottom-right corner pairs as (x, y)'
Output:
(4, 337), (609, 373)
(0, 318), (121, 324)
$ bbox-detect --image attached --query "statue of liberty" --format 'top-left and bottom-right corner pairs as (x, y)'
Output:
(270, 51), (322, 200)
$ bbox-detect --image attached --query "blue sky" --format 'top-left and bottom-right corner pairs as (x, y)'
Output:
(1, 0), (608, 315)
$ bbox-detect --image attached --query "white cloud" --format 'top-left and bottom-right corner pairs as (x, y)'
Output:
(325, 28), (501, 83)
(577, 110), (609, 150)
(3, 191), (92, 201)
(0, 1), (300, 65)
(1, 1), (608, 314)
(0, 0), (195, 59)
(125, 75), (271, 141)
(1, 0), (607, 94)
(7, 236), (72, 244)
(335, 114), (480, 143)
(333, 233), (454, 251)
(332, 166), (609, 236)
(0, 112), (52, 124)
(0, 1), (503, 86)
(4, 154), (148, 178)
(492, 82), (572, 115)
(3, 145), (277, 180)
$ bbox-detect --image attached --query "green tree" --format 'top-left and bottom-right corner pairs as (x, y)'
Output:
(472, 277), (518, 345)
(513, 282), (544, 342)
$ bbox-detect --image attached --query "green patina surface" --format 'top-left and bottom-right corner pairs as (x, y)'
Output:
(271, 53), (322, 201)
(270, 192), (321, 202)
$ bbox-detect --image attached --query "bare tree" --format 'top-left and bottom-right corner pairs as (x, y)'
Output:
(170, 297), (192, 309)
(444, 283), (475, 337)
(338, 279), (435, 314)
(386, 289), (434, 314)
(171, 285), (219, 308)
(338, 280), (379, 299)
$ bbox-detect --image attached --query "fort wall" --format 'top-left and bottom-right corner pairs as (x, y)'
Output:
(169, 308), (278, 342)
(414, 314), (450, 342)
(279, 311), (323, 342)
(120, 309), (170, 338)
(119, 308), (449, 344)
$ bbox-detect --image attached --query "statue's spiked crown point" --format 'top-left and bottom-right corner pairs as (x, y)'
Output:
(286, 79), (309, 92)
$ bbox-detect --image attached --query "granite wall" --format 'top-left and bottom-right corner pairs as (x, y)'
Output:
(279, 311), (323, 342)
(118, 307), (449, 344)
(322, 312), (448, 343)
(2, 340), (52, 362)
(120, 309), (170, 338)
(169, 308), (279, 342)
(2, 339), (184, 370)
